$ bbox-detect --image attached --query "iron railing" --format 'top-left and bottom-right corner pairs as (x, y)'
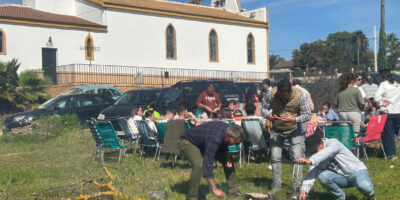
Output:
(56, 64), (267, 87)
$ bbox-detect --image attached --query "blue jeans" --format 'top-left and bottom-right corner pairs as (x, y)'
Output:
(381, 113), (400, 158)
(270, 127), (305, 190)
(318, 170), (374, 200)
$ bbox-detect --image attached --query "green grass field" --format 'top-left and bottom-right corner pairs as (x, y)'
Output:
(0, 117), (399, 200)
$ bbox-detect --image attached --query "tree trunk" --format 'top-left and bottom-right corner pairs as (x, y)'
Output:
(381, 0), (385, 31)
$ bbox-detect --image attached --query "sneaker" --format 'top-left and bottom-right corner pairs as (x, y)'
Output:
(268, 186), (281, 195)
(390, 156), (397, 160)
(367, 194), (376, 200)
(291, 188), (299, 200)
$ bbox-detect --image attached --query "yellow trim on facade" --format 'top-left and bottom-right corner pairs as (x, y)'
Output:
(208, 29), (219, 62)
(85, 35), (95, 60)
(0, 18), (107, 31)
(247, 33), (255, 65)
(104, 4), (269, 28)
(165, 24), (177, 60)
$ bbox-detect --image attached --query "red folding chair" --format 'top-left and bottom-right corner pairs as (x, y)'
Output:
(362, 114), (388, 159)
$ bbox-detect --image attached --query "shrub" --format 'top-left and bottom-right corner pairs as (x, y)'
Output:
(32, 114), (81, 138)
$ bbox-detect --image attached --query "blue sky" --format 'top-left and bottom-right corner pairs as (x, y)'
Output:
(1, 0), (400, 60)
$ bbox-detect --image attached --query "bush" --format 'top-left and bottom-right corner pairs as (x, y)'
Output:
(32, 114), (81, 138)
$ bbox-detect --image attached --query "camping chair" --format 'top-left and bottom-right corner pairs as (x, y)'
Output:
(156, 122), (167, 144)
(87, 118), (103, 161)
(95, 120), (129, 165)
(136, 120), (161, 161)
(241, 118), (269, 164)
(161, 120), (186, 167)
(362, 114), (388, 159)
(323, 121), (360, 157)
(117, 117), (139, 151)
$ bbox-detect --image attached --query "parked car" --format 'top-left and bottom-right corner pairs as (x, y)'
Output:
(98, 87), (183, 130)
(171, 79), (244, 111)
(235, 82), (263, 102)
(361, 72), (400, 85)
(2, 94), (114, 132)
(60, 85), (123, 100)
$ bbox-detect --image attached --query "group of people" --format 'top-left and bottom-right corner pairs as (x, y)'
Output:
(125, 70), (400, 200)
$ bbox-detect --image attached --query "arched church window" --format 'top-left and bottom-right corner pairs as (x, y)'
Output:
(209, 29), (219, 62)
(0, 29), (6, 55)
(247, 33), (255, 64)
(166, 24), (176, 59)
(85, 35), (94, 60)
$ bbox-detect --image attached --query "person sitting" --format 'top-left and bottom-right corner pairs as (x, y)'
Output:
(143, 101), (161, 119)
(159, 109), (176, 123)
(196, 83), (222, 118)
(227, 100), (244, 118)
(317, 102), (339, 121)
(298, 132), (375, 200)
(177, 105), (201, 127)
(127, 106), (143, 137)
(144, 110), (158, 137)
(361, 98), (381, 130)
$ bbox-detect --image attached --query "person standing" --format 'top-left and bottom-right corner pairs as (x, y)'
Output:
(292, 79), (314, 112)
(297, 132), (375, 200)
(336, 73), (365, 133)
(179, 121), (244, 200)
(374, 69), (400, 160)
(261, 79), (272, 104)
(354, 73), (366, 99)
(196, 83), (222, 118)
(261, 80), (311, 199)
(361, 75), (378, 99)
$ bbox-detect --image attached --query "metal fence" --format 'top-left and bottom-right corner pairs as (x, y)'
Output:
(56, 64), (267, 88)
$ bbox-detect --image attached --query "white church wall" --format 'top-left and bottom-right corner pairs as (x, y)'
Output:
(75, 0), (105, 25)
(0, 23), (105, 72)
(23, 0), (75, 16)
(98, 9), (268, 73)
(240, 7), (268, 23)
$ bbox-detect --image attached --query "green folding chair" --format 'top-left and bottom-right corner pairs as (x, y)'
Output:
(96, 120), (129, 165)
(323, 121), (360, 157)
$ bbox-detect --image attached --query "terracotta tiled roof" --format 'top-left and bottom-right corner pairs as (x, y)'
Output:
(0, 5), (107, 31)
(87, 0), (268, 27)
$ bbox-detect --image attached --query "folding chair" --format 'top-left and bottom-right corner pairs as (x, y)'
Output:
(241, 118), (269, 164)
(87, 119), (103, 161)
(227, 143), (244, 167)
(136, 120), (162, 161)
(95, 120), (129, 165)
(161, 120), (186, 167)
(117, 117), (139, 151)
(362, 114), (388, 159)
(323, 121), (360, 157)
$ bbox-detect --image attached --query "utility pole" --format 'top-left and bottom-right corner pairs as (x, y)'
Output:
(374, 26), (378, 72)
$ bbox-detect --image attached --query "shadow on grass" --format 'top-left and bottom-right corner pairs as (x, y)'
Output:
(241, 177), (274, 188)
(308, 191), (359, 200)
(170, 180), (210, 199)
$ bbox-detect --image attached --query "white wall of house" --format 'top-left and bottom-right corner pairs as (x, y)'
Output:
(1, 3), (268, 74)
(23, 0), (75, 16)
(0, 23), (105, 72)
(75, 0), (105, 25)
(97, 8), (268, 72)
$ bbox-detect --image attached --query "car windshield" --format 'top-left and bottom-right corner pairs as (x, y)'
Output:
(38, 97), (60, 109)
(214, 82), (238, 93)
(60, 88), (82, 95)
(115, 90), (161, 105)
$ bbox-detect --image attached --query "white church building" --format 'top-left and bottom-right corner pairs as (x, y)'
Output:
(0, 0), (269, 87)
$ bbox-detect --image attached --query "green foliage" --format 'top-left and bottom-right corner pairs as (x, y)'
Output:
(32, 114), (81, 138)
(378, 29), (388, 70)
(0, 59), (52, 113)
(269, 54), (286, 69)
(387, 33), (400, 69)
(292, 31), (373, 74)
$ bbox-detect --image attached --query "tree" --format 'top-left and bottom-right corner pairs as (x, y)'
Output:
(269, 54), (285, 69)
(387, 33), (400, 69)
(0, 59), (52, 113)
(378, 0), (388, 70)
(292, 40), (327, 73)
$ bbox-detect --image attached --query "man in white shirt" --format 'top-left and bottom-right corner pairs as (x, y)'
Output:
(297, 132), (375, 200)
(354, 73), (366, 99)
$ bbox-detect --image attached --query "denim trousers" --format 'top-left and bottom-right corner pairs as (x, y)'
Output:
(318, 169), (374, 200)
(270, 127), (305, 190)
(381, 113), (400, 158)
(179, 139), (238, 200)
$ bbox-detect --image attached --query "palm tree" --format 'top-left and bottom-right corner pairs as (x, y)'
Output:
(378, 0), (387, 69)
(16, 71), (52, 109)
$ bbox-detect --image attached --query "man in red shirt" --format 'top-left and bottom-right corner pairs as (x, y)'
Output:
(196, 83), (222, 117)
